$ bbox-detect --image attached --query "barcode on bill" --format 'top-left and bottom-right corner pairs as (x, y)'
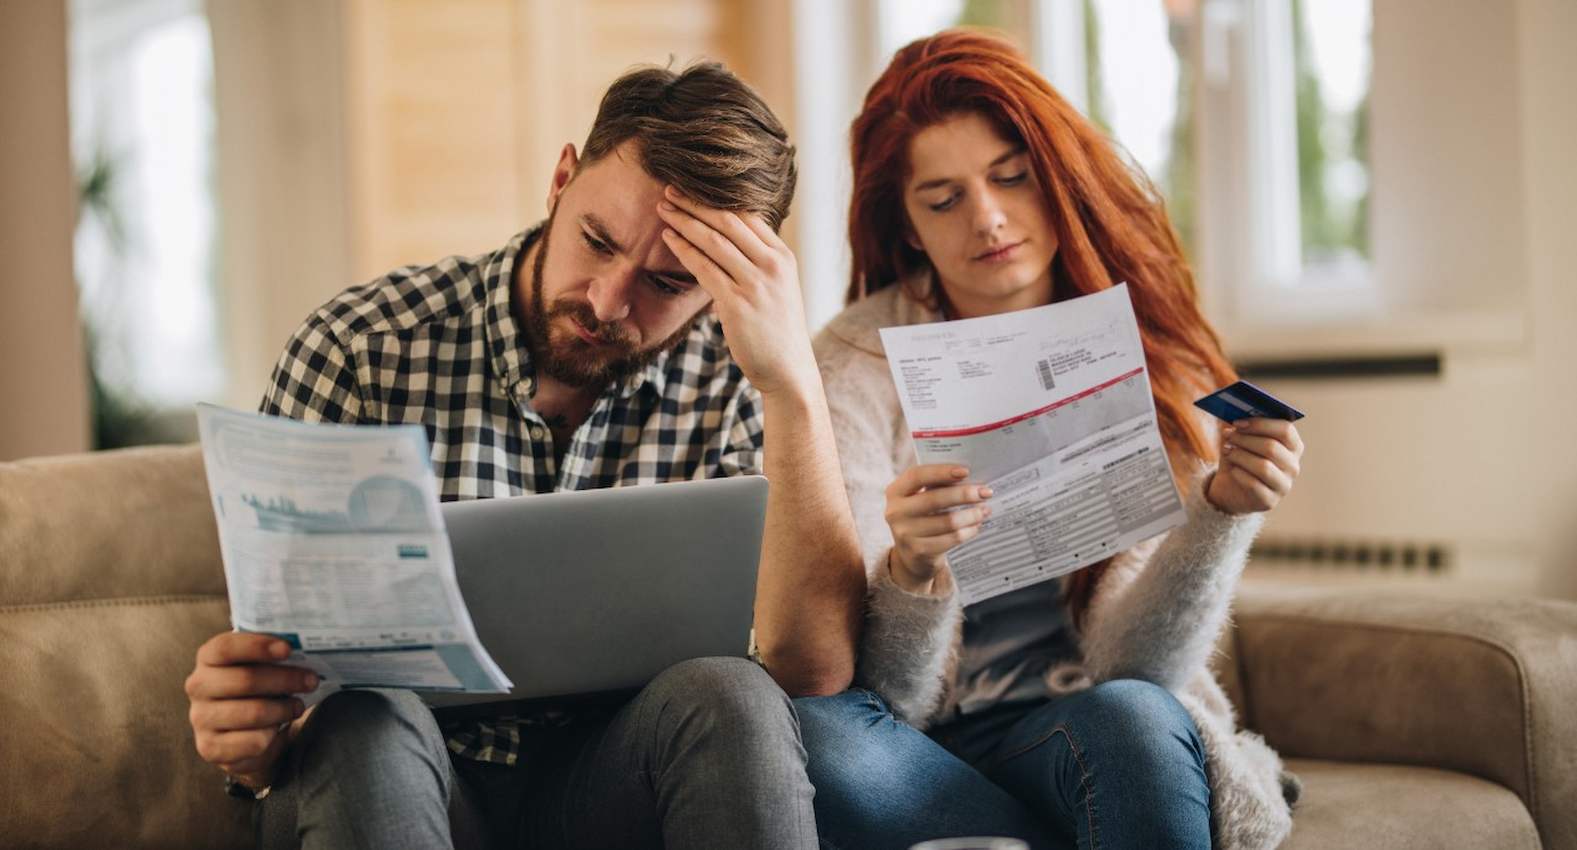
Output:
(1037, 358), (1055, 390)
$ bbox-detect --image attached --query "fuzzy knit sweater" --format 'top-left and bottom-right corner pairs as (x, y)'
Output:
(814, 283), (1297, 850)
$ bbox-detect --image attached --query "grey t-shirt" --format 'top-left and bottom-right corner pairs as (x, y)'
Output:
(941, 577), (1081, 720)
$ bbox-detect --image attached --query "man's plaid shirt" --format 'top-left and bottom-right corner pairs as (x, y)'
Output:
(260, 225), (765, 765)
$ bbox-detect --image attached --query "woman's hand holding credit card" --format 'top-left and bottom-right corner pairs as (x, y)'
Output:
(1194, 381), (1306, 516)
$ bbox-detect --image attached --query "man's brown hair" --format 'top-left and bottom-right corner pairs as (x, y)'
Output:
(581, 61), (797, 231)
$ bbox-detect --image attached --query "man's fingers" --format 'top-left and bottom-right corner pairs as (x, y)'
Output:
(662, 186), (776, 267)
(188, 664), (320, 701)
(192, 696), (303, 733)
(197, 632), (291, 667)
(738, 211), (788, 252)
(660, 229), (734, 301)
(657, 203), (758, 286)
(196, 728), (278, 767)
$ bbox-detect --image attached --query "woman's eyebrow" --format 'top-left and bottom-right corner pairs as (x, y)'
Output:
(911, 147), (1027, 192)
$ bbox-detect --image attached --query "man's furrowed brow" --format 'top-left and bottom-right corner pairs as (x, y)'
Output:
(581, 213), (697, 284)
(581, 214), (625, 254)
(653, 267), (698, 285)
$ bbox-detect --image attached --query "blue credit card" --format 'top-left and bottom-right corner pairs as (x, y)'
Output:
(1194, 380), (1305, 423)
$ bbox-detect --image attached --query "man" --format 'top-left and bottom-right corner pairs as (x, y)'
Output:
(183, 62), (865, 849)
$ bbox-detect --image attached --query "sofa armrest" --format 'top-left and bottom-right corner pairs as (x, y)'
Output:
(1230, 583), (1577, 850)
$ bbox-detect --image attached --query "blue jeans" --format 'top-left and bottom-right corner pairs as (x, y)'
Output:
(794, 679), (1210, 850)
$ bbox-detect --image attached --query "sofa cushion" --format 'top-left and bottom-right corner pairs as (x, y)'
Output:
(1232, 583), (1577, 849)
(1, 446), (250, 849)
(0, 597), (251, 849)
(0, 445), (221, 605)
(1280, 759), (1539, 850)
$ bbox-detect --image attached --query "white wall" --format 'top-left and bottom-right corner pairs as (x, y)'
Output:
(1249, 0), (1577, 600)
(1518, 0), (1577, 600)
(208, 0), (353, 411)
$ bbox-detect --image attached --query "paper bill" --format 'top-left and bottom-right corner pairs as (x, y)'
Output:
(196, 404), (511, 703)
(878, 284), (1186, 604)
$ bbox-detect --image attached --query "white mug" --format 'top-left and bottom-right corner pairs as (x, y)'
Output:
(909, 839), (1030, 850)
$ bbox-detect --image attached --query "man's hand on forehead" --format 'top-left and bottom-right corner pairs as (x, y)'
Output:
(656, 186), (818, 398)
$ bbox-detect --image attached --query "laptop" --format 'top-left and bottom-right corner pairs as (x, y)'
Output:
(421, 475), (768, 709)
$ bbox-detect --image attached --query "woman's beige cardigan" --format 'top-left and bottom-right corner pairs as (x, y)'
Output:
(814, 284), (1297, 850)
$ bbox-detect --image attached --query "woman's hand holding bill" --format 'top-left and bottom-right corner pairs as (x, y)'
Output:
(884, 464), (993, 596)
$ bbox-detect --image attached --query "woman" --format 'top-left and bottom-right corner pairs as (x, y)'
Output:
(796, 30), (1303, 850)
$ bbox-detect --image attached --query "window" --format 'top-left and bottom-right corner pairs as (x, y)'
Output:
(1204, 0), (1376, 322)
(70, 0), (222, 445)
(1292, 0), (1372, 280)
(878, 0), (1032, 57)
(857, 0), (1381, 332)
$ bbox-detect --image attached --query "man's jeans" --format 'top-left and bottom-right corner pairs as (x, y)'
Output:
(257, 657), (818, 850)
(794, 679), (1210, 850)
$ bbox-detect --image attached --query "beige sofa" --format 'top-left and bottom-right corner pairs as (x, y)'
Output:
(2, 445), (1574, 849)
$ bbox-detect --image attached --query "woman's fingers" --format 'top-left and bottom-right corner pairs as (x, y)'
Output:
(895, 505), (991, 539)
(887, 464), (971, 500)
(1224, 432), (1300, 477)
(1222, 445), (1291, 496)
(907, 483), (992, 516)
(1225, 464), (1277, 508)
(1230, 417), (1304, 456)
(899, 524), (985, 557)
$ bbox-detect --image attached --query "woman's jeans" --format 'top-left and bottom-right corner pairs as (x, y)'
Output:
(794, 679), (1210, 850)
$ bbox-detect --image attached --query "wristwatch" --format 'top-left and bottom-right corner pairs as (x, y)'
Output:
(224, 773), (272, 801)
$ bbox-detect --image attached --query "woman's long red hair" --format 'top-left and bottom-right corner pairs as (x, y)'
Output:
(848, 30), (1236, 626)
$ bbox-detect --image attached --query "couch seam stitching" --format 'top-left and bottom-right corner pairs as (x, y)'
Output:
(0, 594), (227, 614)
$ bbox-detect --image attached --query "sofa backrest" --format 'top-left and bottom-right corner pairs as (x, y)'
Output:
(0, 445), (251, 849)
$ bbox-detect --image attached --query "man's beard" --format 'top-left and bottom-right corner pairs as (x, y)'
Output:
(524, 210), (703, 389)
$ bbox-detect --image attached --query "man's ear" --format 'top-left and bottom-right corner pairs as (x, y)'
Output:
(547, 143), (579, 214)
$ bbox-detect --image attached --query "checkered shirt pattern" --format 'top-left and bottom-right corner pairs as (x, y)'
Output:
(259, 225), (765, 765)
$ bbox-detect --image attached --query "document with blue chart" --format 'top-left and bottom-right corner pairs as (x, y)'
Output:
(878, 284), (1186, 604)
(196, 404), (510, 703)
